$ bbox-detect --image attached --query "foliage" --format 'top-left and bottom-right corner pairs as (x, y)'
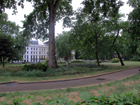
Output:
(0, 33), (15, 67)
(70, 0), (124, 66)
(127, 0), (140, 56)
(129, 56), (140, 61)
(45, 58), (49, 64)
(111, 58), (120, 63)
(57, 60), (67, 64)
(95, 60), (102, 63)
(11, 70), (45, 77)
(1, 89), (140, 104)
(70, 60), (86, 64)
(23, 0), (73, 68)
(55, 31), (73, 61)
(22, 63), (48, 72)
(0, 13), (29, 67)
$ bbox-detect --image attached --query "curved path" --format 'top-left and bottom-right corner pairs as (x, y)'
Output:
(0, 68), (140, 92)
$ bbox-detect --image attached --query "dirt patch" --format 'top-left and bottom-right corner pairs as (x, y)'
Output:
(0, 97), (5, 101)
(66, 92), (81, 102)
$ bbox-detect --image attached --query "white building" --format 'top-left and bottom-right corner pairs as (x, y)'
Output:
(23, 40), (48, 63)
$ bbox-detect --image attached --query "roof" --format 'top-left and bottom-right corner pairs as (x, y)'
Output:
(29, 40), (38, 45)
(44, 41), (49, 45)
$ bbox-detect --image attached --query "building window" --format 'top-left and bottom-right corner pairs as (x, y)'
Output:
(34, 48), (35, 50)
(36, 48), (37, 50)
(39, 52), (41, 54)
(31, 48), (32, 50)
(31, 52), (32, 54)
(27, 51), (28, 54)
(27, 55), (28, 59)
(36, 52), (37, 54)
(44, 49), (45, 51)
(27, 47), (28, 50)
(25, 55), (26, 58)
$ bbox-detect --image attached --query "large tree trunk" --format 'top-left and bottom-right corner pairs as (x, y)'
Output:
(116, 51), (124, 66)
(48, 1), (58, 68)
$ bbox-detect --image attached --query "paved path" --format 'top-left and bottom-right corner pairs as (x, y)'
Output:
(0, 68), (140, 92)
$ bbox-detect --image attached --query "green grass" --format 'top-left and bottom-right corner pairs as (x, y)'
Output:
(0, 73), (140, 104)
(0, 61), (140, 83)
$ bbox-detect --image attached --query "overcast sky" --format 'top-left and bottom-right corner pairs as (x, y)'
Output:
(5, 0), (133, 36)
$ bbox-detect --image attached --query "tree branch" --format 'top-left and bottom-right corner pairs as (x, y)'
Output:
(54, 0), (61, 10)
(113, 29), (120, 44)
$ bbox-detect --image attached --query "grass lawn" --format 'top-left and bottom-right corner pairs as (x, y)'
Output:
(0, 61), (140, 83)
(0, 73), (140, 104)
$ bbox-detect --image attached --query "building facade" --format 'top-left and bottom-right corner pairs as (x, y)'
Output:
(23, 40), (48, 63)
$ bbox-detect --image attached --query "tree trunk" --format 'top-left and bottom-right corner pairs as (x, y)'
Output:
(2, 56), (4, 67)
(95, 32), (100, 66)
(116, 51), (124, 66)
(113, 29), (124, 66)
(48, 1), (58, 68)
(96, 52), (100, 66)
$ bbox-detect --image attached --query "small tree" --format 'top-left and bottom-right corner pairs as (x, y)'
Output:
(0, 34), (15, 67)
(55, 31), (73, 62)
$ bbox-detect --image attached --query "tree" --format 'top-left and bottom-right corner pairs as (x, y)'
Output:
(55, 31), (73, 62)
(71, 0), (124, 66)
(127, 0), (140, 56)
(23, 0), (73, 68)
(0, 13), (28, 66)
(0, 33), (15, 67)
(105, 14), (128, 66)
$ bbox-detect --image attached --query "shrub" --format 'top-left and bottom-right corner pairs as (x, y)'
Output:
(45, 58), (49, 64)
(111, 58), (119, 63)
(11, 70), (45, 77)
(70, 60), (86, 64)
(67, 63), (96, 68)
(22, 63), (48, 71)
(57, 60), (67, 64)
(95, 60), (102, 63)
(129, 57), (140, 61)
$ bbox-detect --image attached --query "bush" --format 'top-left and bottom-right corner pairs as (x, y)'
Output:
(111, 58), (119, 63)
(22, 63), (48, 72)
(11, 70), (45, 77)
(95, 60), (102, 63)
(45, 58), (49, 64)
(129, 57), (140, 61)
(67, 63), (96, 68)
(57, 60), (67, 64)
(70, 60), (86, 64)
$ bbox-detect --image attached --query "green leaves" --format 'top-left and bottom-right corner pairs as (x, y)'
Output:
(1, 89), (140, 104)
(55, 31), (73, 61)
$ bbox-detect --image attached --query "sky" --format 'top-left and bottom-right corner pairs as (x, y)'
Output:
(5, 0), (133, 37)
